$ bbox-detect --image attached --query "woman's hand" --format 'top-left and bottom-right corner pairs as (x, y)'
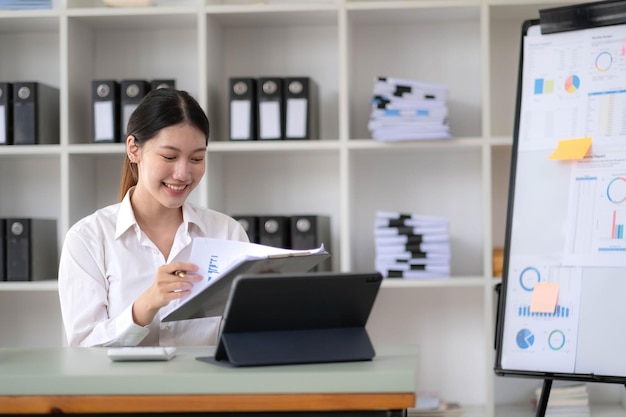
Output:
(131, 262), (203, 326)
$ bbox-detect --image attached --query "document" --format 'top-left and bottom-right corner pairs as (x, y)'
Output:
(161, 238), (330, 321)
(369, 76), (451, 142)
(374, 211), (451, 279)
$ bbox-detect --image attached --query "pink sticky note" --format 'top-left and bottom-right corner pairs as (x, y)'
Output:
(530, 282), (559, 313)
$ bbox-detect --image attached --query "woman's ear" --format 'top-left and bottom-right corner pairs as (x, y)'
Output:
(126, 135), (139, 163)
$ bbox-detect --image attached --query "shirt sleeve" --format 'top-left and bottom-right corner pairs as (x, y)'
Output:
(232, 220), (250, 242)
(58, 226), (149, 347)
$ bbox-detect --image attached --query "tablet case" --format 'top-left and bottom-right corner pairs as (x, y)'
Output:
(198, 271), (382, 367)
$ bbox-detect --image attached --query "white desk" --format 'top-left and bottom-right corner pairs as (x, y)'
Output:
(0, 344), (418, 414)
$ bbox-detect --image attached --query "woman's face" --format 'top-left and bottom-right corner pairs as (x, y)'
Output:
(129, 123), (206, 210)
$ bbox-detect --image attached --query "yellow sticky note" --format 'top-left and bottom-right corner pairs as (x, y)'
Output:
(530, 282), (559, 313)
(548, 137), (592, 160)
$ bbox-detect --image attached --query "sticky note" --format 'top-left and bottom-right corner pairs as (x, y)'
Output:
(548, 137), (592, 160)
(530, 282), (559, 313)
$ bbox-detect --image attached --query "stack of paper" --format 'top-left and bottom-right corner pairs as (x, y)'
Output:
(368, 77), (451, 142)
(534, 383), (590, 417)
(0, 0), (51, 9)
(408, 392), (463, 417)
(374, 211), (450, 279)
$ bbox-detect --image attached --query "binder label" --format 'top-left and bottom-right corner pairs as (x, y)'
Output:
(259, 101), (281, 139)
(94, 101), (115, 141)
(230, 100), (252, 140)
(0, 105), (5, 144)
(286, 98), (307, 138)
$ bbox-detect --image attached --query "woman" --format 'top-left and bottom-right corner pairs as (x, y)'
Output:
(58, 88), (249, 347)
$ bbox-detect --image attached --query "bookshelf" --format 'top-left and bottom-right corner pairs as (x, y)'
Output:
(1, 1), (624, 416)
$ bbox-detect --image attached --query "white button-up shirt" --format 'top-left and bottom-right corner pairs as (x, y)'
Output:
(58, 189), (249, 347)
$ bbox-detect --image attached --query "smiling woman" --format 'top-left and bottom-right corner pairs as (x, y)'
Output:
(57, 88), (249, 348)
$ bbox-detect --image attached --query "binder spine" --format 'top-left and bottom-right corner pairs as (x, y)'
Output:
(150, 79), (176, 90)
(5, 218), (57, 281)
(120, 80), (151, 139)
(233, 215), (259, 244)
(6, 218), (31, 281)
(284, 77), (318, 140)
(13, 82), (60, 145)
(290, 215), (331, 271)
(258, 216), (291, 248)
(229, 78), (257, 141)
(92, 80), (121, 143)
(257, 77), (284, 140)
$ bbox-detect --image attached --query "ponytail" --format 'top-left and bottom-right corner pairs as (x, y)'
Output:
(118, 153), (138, 201)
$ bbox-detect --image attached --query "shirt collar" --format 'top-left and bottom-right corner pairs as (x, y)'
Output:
(182, 200), (208, 236)
(115, 187), (208, 239)
(115, 187), (138, 239)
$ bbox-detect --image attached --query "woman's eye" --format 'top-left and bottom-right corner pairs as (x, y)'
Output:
(162, 155), (176, 161)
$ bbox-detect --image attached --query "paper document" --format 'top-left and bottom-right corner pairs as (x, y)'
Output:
(161, 238), (329, 321)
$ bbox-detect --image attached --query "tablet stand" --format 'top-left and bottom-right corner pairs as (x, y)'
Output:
(199, 327), (376, 367)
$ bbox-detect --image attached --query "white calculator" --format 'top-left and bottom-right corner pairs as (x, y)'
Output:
(107, 346), (177, 362)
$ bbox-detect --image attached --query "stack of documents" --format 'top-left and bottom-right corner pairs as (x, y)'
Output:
(0, 0), (51, 8)
(374, 211), (450, 279)
(533, 383), (590, 417)
(368, 77), (450, 142)
(408, 391), (463, 417)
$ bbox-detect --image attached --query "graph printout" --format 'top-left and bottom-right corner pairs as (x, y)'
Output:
(518, 24), (626, 151)
(500, 21), (626, 378)
(501, 256), (582, 373)
(564, 152), (626, 267)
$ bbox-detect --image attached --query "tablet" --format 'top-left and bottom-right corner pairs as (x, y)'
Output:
(200, 271), (383, 367)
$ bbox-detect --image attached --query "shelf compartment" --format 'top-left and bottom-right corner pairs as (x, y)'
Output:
(0, 154), (61, 219)
(205, 8), (339, 141)
(206, 150), (341, 270)
(67, 153), (124, 225)
(346, 4), (482, 141)
(349, 147), (484, 276)
(0, 291), (63, 347)
(0, 16), (60, 92)
(66, 12), (199, 145)
(368, 285), (487, 406)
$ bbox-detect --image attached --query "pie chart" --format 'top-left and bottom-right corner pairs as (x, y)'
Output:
(548, 329), (566, 351)
(607, 176), (626, 203)
(516, 328), (535, 349)
(564, 75), (580, 93)
(519, 266), (541, 291)
(595, 51), (612, 72)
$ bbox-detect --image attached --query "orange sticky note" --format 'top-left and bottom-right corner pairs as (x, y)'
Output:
(530, 282), (559, 313)
(548, 137), (592, 160)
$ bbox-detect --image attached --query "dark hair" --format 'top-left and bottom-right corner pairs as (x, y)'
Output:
(118, 88), (210, 201)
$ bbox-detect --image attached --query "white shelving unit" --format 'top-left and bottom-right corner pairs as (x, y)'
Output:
(1, 1), (625, 416)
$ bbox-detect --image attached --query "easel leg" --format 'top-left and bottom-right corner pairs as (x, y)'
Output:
(536, 379), (553, 417)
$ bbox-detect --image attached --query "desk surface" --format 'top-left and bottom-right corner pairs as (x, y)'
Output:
(0, 344), (418, 414)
